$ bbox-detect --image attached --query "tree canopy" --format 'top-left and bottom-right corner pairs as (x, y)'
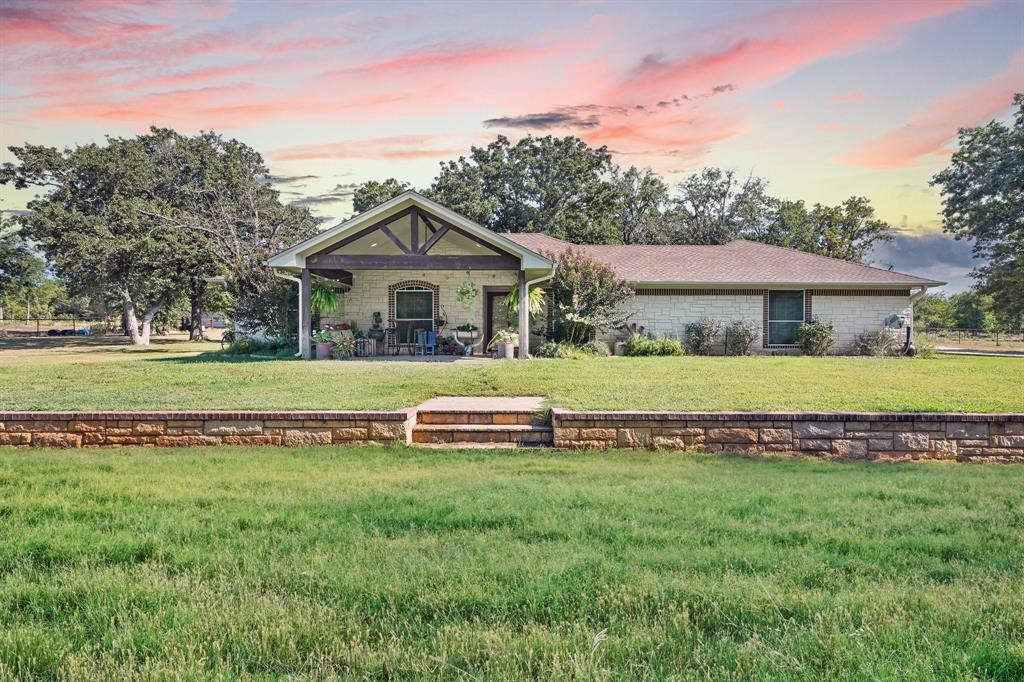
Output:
(932, 93), (1023, 323)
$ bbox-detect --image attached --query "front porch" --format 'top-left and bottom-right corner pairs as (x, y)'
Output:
(268, 191), (553, 360)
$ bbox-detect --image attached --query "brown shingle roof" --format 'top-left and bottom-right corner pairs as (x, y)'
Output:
(501, 234), (943, 286)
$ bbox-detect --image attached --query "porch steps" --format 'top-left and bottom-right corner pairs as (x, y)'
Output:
(411, 397), (552, 447)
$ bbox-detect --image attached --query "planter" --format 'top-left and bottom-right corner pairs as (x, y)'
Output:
(497, 341), (515, 359)
(315, 342), (333, 360)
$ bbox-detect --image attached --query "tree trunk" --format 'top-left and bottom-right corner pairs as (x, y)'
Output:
(139, 299), (164, 346)
(188, 277), (206, 341)
(123, 296), (144, 345)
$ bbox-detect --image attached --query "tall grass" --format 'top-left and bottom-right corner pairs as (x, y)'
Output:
(1, 447), (1022, 679)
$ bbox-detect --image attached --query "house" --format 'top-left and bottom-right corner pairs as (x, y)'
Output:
(267, 191), (943, 359)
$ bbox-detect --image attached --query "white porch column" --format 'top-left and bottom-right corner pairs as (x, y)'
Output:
(299, 268), (312, 360)
(518, 269), (529, 359)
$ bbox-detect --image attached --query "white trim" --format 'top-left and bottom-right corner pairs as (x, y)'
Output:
(626, 280), (944, 288)
(267, 191), (553, 271)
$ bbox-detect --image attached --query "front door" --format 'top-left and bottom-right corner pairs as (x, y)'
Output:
(485, 290), (514, 346)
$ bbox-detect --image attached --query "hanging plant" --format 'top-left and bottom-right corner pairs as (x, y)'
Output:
(311, 280), (339, 314)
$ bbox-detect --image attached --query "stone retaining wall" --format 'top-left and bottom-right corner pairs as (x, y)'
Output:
(551, 410), (1024, 462)
(0, 411), (414, 448)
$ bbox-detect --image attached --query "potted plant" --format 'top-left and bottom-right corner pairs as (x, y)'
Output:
(312, 329), (334, 360)
(331, 334), (357, 360)
(454, 280), (481, 355)
(489, 328), (518, 359)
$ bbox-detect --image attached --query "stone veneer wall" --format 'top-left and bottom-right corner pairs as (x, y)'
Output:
(551, 409), (1024, 462)
(0, 411), (414, 448)
(812, 294), (913, 352)
(602, 292), (764, 353)
(322, 269), (519, 332)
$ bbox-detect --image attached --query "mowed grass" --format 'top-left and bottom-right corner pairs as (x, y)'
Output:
(1, 447), (1022, 680)
(1, 337), (1022, 412)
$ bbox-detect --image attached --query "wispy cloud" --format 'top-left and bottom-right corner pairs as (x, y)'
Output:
(837, 49), (1023, 168)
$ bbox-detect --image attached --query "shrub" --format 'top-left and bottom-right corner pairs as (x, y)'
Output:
(796, 318), (836, 356)
(684, 318), (722, 355)
(626, 334), (685, 356)
(580, 339), (611, 356)
(549, 248), (633, 343)
(89, 322), (109, 336)
(854, 329), (903, 357)
(914, 335), (938, 359)
(534, 340), (608, 359)
(725, 319), (759, 355)
(223, 337), (296, 357)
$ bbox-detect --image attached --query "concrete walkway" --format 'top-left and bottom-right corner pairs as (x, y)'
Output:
(415, 396), (545, 412)
(936, 348), (1024, 358)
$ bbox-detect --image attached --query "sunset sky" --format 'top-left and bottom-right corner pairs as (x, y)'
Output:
(2, 0), (1021, 291)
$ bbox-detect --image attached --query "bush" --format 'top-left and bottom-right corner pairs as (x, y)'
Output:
(725, 319), (759, 355)
(684, 318), (722, 355)
(796, 318), (836, 356)
(223, 337), (296, 357)
(89, 322), (109, 336)
(534, 340), (608, 359)
(914, 335), (938, 359)
(549, 248), (633, 343)
(854, 329), (903, 357)
(626, 334), (685, 356)
(580, 339), (611, 356)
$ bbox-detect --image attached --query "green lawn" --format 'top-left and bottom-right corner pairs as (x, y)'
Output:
(1, 337), (1022, 412)
(1, 447), (1022, 679)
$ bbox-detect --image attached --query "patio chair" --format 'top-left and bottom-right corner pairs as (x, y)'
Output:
(415, 330), (437, 356)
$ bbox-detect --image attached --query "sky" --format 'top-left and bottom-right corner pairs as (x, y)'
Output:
(1, 0), (1021, 292)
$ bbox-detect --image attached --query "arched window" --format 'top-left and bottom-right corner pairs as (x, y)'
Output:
(389, 281), (438, 344)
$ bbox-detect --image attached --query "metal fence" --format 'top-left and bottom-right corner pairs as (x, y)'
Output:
(919, 327), (1024, 348)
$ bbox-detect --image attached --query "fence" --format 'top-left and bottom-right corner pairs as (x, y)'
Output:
(919, 327), (1024, 349)
(0, 318), (120, 337)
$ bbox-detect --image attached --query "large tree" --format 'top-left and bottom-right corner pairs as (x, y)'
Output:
(1, 137), (192, 344)
(139, 128), (318, 337)
(664, 168), (774, 245)
(429, 135), (620, 243)
(799, 197), (893, 262)
(352, 178), (411, 213)
(613, 167), (670, 245)
(932, 93), (1023, 323)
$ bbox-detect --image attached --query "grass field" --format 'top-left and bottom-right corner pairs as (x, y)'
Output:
(1, 336), (1022, 413)
(1, 447), (1022, 679)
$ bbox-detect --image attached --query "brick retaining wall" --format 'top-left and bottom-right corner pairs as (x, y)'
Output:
(551, 410), (1024, 462)
(0, 411), (414, 448)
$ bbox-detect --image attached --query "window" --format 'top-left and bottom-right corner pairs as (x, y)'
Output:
(768, 290), (804, 345)
(394, 287), (434, 343)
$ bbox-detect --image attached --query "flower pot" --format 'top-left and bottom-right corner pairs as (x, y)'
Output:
(315, 342), (333, 360)
(497, 341), (515, 359)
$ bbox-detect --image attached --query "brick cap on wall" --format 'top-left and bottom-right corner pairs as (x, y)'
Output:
(549, 408), (1024, 423)
(0, 410), (413, 421)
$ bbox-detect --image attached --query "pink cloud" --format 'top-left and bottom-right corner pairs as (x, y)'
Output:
(772, 100), (788, 111)
(269, 135), (465, 161)
(837, 50), (1023, 168)
(815, 123), (849, 132)
(615, 1), (974, 102)
(832, 90), (864, 103)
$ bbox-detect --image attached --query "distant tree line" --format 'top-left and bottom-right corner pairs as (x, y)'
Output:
(354, 135), (894, 264)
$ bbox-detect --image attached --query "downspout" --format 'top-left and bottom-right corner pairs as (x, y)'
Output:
(274, 271), (303, 358)
(905, 285), (930, 355)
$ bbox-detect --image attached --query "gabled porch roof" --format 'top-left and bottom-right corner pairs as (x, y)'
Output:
(267, 191), (553, 274)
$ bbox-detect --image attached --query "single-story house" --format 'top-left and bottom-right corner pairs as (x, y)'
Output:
(267, 191), (943, 359)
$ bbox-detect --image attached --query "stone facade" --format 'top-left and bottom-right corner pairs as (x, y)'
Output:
(603, 292), (763, 352)
(0, 411), (414, 448)
(597, 289), (914, 354)
(813, 294), (913, 352)
(551, 409), (1024, 462)
(322, 269), (518, 334)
